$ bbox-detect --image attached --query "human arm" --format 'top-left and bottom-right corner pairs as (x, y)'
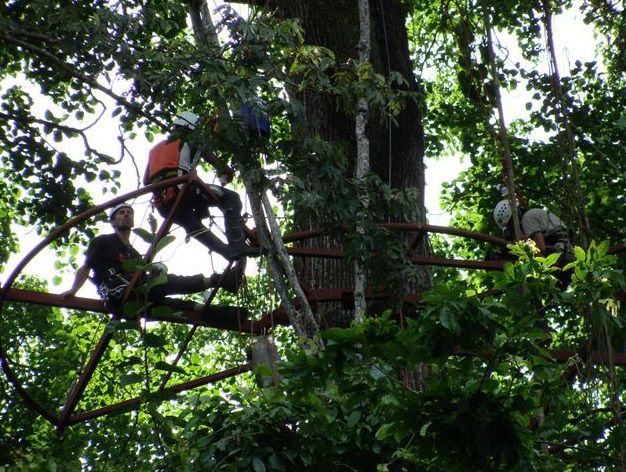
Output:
(59, 263), (91, 299)
(202, 151), (235, 185)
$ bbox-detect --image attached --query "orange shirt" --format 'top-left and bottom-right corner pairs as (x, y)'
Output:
(145, 139), (182, 183)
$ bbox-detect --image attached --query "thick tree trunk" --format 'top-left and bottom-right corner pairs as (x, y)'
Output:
(274, 0), (429, 325)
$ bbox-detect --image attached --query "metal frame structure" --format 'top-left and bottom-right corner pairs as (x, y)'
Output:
(1, 174), (624, 430)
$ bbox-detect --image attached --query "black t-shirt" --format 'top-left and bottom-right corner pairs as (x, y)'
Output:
(85, 233), (142, 285)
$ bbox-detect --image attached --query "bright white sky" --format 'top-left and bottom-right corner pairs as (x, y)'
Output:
(1, 2), (600, 298)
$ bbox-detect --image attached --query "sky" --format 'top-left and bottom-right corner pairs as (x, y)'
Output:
(1, 1), (600, 299)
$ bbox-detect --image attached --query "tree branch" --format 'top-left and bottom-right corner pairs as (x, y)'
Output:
(0, 110), (115, 164)
(1, 31), (166, 130)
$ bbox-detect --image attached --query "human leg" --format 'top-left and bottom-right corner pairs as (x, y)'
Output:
(206, 185), (260, 259)
(160, 192), (232, 258)
(148, 269), (241, 301)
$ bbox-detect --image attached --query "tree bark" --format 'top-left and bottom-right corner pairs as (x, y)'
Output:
(273, 0), (429, 324)
(354, 0), (372, 320)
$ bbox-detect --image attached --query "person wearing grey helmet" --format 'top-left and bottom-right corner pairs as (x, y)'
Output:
(493, 198), (575, 289)
(493, 199), (572, 258)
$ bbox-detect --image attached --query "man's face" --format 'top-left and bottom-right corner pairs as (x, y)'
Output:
(168, 125), (189, 142)
(111, 207), (134, 231)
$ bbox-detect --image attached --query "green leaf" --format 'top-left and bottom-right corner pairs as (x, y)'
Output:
(143, 332), (168, 348)
(154, 235), (176, 255)
(120, 373), (143, 387)
(154, 361), (186, 375)
(150, 305), (177, 318)
(147, 272), (168, 290)
(252, 456), (266, 472)
(543, 252), (560, 267)
(105, 320), (141, 333)
(123, 355), (143, 367)
(133, 228), (154, 244)
(122, 257), (144, 271)
(375, 423), (393, 440)
(504, 262), (516, 280)
(440, 309), (460, 335)
(268, 454), (287, 472)
(347, 410), (361, 428)
(123, 302), (144, 318)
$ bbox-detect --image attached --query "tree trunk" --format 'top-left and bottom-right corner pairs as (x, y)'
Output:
(274, 0), (429, 325)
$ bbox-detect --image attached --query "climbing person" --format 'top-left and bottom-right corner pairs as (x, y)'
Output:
(143, 111), (260, 262)
(494, 199), (575, 290)
(493, 200), (573, 259)
(60, 203), (244, 317)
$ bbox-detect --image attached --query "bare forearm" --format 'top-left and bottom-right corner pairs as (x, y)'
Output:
(61, 264), (90, 298)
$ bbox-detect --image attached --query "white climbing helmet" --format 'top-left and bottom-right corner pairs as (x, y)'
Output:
(173, 111), (200, 130)
(109, 202), (133, 220)
(493, 199), (513, 230)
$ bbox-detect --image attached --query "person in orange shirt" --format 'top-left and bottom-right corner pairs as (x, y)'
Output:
(144, 111), (260, 262)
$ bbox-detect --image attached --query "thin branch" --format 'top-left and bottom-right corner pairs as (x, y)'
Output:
(482, 6), (523, 240)
(0, 110), (116, 164)
(1, 32), (166, 130)
(541, 0), (592, 247)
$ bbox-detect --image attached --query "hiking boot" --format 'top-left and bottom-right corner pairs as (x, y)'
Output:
(225, 222), (262, 260)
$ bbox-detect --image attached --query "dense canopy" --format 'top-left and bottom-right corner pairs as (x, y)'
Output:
(1, 0), (625, 470)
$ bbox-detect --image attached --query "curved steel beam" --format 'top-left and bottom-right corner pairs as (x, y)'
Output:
(63, 363), (252, 428)
(0, 175), (190, 428)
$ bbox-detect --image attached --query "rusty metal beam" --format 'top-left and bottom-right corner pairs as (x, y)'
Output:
(57, 178), (197, 429)
(4, 287), (280, 334)
(383, 223), (510, 247)
(305, 287), (422, 306)
(551, 349), (626, 365)
(286, 247), (506, 270)
(65, 363), (252, 426)
(281, 224), (509, 247)
(4, 288), (107, 313)
(411, 256), (505, 271)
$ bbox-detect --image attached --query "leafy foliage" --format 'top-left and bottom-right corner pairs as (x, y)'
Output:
(1, 0), (626, 470)
(119, 246), (624, 471)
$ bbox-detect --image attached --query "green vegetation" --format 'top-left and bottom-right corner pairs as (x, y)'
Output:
(1, 0), (625, 470)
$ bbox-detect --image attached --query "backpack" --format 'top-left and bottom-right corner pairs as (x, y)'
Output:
(240, 100), (271, 138)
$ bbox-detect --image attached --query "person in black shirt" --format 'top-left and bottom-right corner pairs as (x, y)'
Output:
(61, 203), (243, 315)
